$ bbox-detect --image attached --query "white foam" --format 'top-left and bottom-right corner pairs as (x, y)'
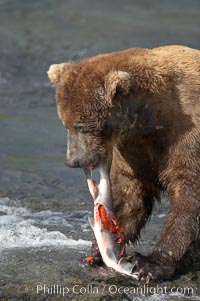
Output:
(0, 198), (91, 251)
(0, 215), (23, 225)
(0, 220), (91, 250)
(0, 204), (30, 217)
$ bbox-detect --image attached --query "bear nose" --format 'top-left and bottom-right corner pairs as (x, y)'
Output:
(65, 158), (80, 168)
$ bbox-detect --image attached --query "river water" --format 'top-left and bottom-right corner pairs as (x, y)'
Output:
(0, 0), (200, 300)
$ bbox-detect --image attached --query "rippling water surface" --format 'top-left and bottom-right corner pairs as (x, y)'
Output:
(0, 0), (200, 300)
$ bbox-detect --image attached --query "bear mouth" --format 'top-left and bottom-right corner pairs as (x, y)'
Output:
(83, 155), (113, 204)
(83, 154), (112, 173)
(84, 163), (113, 209)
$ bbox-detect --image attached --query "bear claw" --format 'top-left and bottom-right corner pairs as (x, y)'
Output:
(130, 252), (175, 282)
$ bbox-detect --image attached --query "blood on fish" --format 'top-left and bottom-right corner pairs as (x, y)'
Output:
(92, 179), (97, 188)
(95, 203), (112, 231)
(85, 256), (94, 263)
(94, 202), (125, 257)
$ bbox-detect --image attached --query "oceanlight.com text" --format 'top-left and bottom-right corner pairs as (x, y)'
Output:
(35, 283), (195, 297)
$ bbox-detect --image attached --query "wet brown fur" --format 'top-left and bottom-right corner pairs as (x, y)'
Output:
(48, 45), (200, 280)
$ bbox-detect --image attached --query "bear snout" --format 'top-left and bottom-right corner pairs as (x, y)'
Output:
(65, 153), (101, 170)
(65, 157), (80, 168)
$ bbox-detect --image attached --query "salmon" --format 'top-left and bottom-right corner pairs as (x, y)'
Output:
(84, 165), (139, 279)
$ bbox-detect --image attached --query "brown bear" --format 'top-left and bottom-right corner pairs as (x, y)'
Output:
(48, 45), (200, 282)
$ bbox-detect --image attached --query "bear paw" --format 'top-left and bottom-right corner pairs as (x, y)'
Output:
(130, 252), (175, 282)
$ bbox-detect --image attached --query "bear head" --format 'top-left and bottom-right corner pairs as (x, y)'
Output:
(47, 50), (167, 172)
(47, 58), (132, 171)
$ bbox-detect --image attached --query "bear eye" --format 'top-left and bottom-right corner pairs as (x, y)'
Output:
(74, 123), (84, 130)
(74, 123), (88, 133)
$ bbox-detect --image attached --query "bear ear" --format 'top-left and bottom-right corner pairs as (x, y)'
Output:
(105, 70), (131, 104)
(47, 61), (74, 85)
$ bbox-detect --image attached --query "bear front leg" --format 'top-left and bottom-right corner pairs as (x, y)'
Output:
(131, 184), (200, 282)
(111, 148), (159, 244)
